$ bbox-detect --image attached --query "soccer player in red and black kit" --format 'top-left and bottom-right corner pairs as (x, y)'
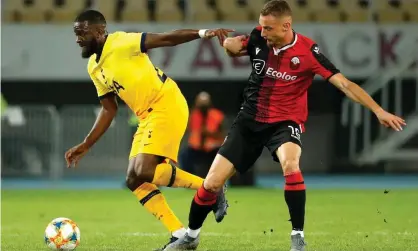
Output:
(164, 1), (406, 251)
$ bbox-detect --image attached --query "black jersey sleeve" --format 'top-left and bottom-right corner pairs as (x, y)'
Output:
(245, 26), (262, 57)
(310, 44), (340, 81)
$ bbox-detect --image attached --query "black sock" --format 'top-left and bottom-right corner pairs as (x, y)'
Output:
(188, 186), (217, 230)
(284, 171), (306, 231)
(189, 199), (213, 230)
(285, 190), (306, 230)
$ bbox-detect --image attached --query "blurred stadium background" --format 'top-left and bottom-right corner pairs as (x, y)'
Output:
(2, 0), (418, 187)
(2, 1), (418, 250)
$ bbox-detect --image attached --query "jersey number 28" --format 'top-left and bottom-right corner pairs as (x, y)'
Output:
(101, 69), (125, 94)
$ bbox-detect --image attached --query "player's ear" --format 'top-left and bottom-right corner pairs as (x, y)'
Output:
(95, 25), (106, 36)
(282, 17), (291, 31)
(101, 24), (107, 34)
(282, 21), (290, 31)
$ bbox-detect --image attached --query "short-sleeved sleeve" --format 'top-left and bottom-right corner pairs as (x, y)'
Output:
(87, 59), (113, 99)
(91, 75), (113, 99)
(309, 44), (340, 81)
(120, 32), (148, 54)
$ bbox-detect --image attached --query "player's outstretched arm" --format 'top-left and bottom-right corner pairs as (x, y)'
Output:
(84, 94), (118, 147)
(223, 35), (248, 57)
(65, 94), (118, 168)
(142, 28), (234, 50)
(329, 73), (406, 131)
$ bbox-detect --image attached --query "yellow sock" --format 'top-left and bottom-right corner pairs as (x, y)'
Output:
(133, 182), (184, 234)
(151, 161), (204, 189)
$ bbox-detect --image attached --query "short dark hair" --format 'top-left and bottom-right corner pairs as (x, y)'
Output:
(260, 0), (292, 17)
(75, 10), (106, 24)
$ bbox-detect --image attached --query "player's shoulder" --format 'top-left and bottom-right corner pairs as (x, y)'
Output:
(295, 33), (318, 52)
(107, 31), (146, 50)
(107, 31), (127, 43)
(248, 26), (264, 43)
(250, 26), (262, 37)
(251, 26), (262, 34)
(109, 31), (145, 40)
(104, 31), (141, 54)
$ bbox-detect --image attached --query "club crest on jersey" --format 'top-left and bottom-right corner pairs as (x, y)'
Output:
(253, 59), (266, 74)
(290, 56), (300, 70)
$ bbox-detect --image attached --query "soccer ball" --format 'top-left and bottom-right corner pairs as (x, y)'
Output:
(44, 217), (80, 250)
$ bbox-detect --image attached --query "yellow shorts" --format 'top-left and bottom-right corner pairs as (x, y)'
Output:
(129, 80), (189, 162)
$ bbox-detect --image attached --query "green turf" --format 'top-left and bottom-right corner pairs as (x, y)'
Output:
(2, 188), (418, 251)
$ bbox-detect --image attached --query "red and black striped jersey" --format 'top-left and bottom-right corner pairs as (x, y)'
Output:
(240, 26), (340, 129)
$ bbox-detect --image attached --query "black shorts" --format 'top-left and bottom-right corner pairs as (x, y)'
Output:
(218, 111), (303, 173)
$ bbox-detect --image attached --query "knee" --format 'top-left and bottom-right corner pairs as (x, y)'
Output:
(281, 159), (300, 175)
(125, 175), (143, 191)
(203, 176), (225, 193)
(125, 161), (156, 190)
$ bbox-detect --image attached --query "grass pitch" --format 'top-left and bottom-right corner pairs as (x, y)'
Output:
(2, 188), (418, 251)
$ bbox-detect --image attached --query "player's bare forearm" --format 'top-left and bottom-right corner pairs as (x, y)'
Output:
(329, 73), (381, 114)
(143, 30), (200, 50)
(347, 83), (383, 113)
(144, 28), (234, 50)
(83, 95), (118, 148)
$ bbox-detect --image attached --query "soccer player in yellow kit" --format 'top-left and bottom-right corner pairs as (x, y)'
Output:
(65, 10), (233, 250)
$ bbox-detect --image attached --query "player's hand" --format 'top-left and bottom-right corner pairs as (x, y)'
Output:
(375, 109), (406, 131)
(65, 142), (90, 168)
(223, 35), (247, 54)
(204, 28), (235, 46)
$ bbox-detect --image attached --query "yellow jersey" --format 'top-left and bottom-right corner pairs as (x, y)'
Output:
(87, 31), (171, 117)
